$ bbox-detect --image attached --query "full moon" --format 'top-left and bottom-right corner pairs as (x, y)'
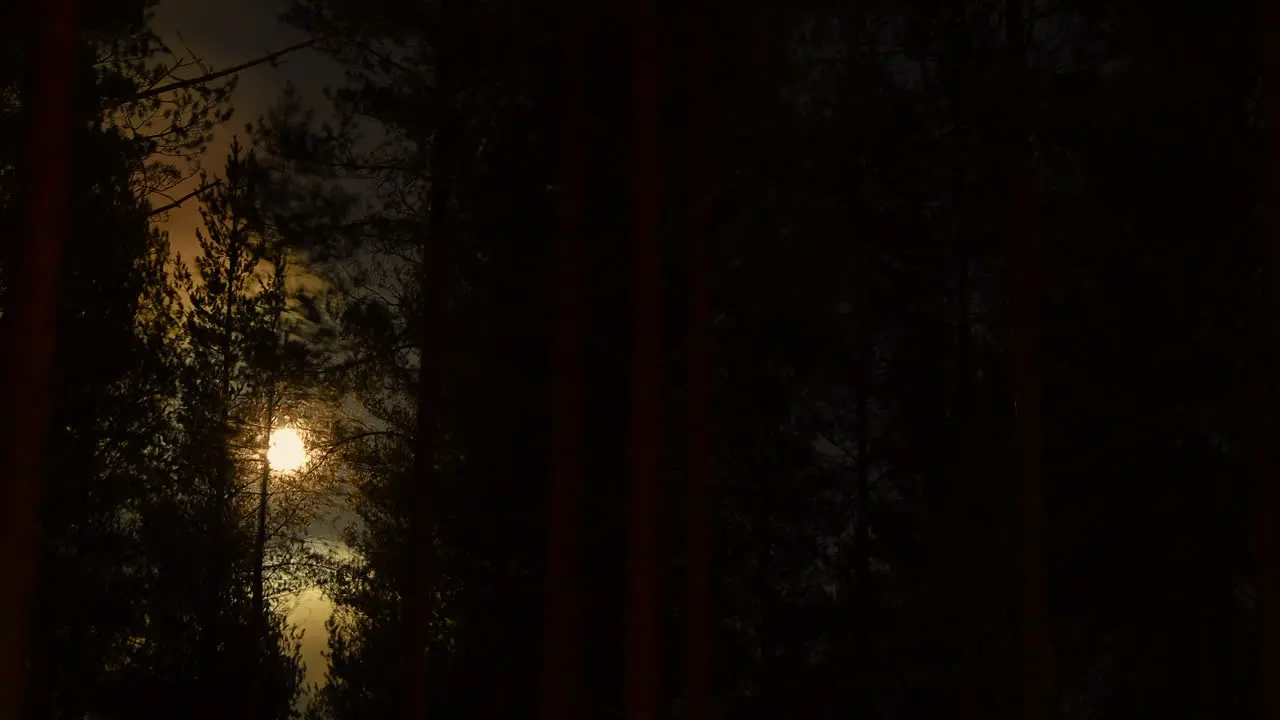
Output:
(268, 427), (308, 472)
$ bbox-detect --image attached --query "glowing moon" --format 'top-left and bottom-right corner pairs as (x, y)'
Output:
(268, 426), (308, 472)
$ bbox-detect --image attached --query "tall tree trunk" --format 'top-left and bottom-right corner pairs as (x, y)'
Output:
(851, 263), (872, 714)
(947, 0), (974, 455)
(756, 465), (774, 720)
(625, 0), (662, 714)
(222, 239), (239, 417)
(541, 3), (587, 717)
(205, 216), (241, 713)
(1258, 1), (1280, 716)
(945, 4), (981, 717)
(0, 1), (77, 715)
(683, 0), (713, 715)
(252, 382), (275, 718)
(404, 0), (457, 716)
(1004, 1), (1051, 717)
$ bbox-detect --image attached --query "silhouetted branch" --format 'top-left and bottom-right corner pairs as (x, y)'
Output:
(100, 38), (321, 112)
(147, 179), (220, 217)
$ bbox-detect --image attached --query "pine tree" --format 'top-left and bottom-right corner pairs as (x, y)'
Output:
(0, 3), (220, 714)
(167, 138), (305, 719)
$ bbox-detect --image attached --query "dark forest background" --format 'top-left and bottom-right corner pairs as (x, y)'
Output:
(1, 0), (1278, 718)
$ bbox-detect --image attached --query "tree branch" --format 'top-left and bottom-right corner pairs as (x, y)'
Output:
(101, 38), (322, 112)
(147, 179), (220, 217)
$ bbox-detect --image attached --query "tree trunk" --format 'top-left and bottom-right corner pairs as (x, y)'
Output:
(756, 466), (775, 720)
(251, 383), (274, 719)
(683, 0), (713, 715)
(208, 194), (242, 716)
(1004, 1), (1051, 717)
(253, 413), (271, 622)
(945, 3), (982, 717)
(625, 0), (662, 714)
(541, 3), (587, 717)
(403, 0), (457, 716)
(1258, 2), (1280, 716)
(851, 274), (873, 715)
(0, 1), (76, 714)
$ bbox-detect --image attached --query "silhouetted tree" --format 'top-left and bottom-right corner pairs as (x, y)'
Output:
(255, 0), (1274, 718)
(166, 139), (306, 719)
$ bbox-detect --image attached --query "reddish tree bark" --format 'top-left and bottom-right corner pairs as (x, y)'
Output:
(541, 4), (587, 718)
(625, 0), (662, 714)
(684, 0), (713, 716)
(1004, 0), (1051, 717)
(0, 1), (78, 718)
(1258, 2), (1280, 717)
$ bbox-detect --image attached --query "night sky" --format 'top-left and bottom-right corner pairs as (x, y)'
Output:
(150, 0), (340, 264)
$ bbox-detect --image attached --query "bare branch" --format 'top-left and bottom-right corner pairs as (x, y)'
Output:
(101, 38), (322, 112)
(147, 178), (220, 217)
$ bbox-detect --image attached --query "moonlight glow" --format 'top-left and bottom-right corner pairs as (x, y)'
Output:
(268, 427), (308, 472)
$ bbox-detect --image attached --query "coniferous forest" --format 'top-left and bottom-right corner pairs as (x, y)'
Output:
(2, 0), (1279, 718)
